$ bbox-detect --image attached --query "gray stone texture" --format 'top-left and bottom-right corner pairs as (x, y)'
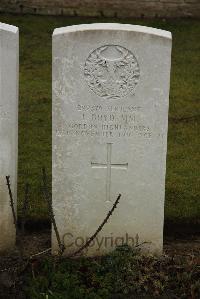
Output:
(52, 23), (172, 256)
(0, 22), (18, 253)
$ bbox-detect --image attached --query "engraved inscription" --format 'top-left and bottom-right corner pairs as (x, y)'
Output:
(91, 143), (128, 202)
(56, 104), (152, 139)
(84, 45), (140, 99)
(0, 105), (10, 119)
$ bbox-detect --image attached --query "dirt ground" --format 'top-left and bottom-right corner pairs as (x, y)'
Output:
(0, 230), (200, 269)
(0, 230), (199, 299)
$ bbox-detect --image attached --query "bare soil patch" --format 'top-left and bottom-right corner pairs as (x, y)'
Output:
(0, 230), (199, 298)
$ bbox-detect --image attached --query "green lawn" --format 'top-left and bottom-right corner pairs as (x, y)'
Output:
(0, 14), (199, 224)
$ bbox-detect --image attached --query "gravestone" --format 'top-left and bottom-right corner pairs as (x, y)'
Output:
(0, 23), (18, 253)
(52, 23), (172, 256)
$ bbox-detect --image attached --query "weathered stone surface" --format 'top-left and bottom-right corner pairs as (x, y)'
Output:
(52, 23), (172, 256)
(0, 23), (18, 253)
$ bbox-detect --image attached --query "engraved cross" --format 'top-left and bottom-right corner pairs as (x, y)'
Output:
(91, 143), (128, 202)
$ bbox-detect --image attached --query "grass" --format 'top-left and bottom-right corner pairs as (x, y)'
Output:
(26, 245), (200, 298)
(0, 14), (199, 224)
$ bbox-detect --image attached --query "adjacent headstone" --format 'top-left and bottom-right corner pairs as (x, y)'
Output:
(52, 23), (172, 256)
(0, 23), (18, 253)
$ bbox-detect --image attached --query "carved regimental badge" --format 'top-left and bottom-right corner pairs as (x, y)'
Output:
(84, 45), (140, 100)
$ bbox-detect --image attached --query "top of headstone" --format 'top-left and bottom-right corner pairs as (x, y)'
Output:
(53, 23), (171, 40)
(0, 22), (18, 34)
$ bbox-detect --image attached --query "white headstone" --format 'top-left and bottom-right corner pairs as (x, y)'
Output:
(52, 23), (172, 256)
(0, 23), (18, 253)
